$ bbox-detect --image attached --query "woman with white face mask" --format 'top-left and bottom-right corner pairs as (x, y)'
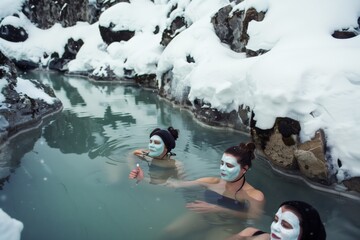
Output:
(133, 126), (179, 159)
(226, 201), (326, 240)
(129, 126), (184, 184)
(157, 142), (265, 240)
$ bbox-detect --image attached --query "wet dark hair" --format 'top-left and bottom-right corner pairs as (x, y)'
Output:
(150, 127), (179, 154)
(224, 142), (256, 168)
(280, 201), (326, 240)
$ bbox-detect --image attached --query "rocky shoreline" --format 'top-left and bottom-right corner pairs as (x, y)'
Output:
(1, 0), (359, 195)
(0, 52), (63, 146)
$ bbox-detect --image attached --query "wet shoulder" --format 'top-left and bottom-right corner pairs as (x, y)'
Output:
(246, 187), (265, 202)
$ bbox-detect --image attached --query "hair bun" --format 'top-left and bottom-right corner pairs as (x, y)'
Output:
(239, 143), (246, 148)
(168, 126), (179, 140)
(246, 142), (256, 152)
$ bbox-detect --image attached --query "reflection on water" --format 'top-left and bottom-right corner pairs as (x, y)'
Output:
(0, 71), (359, 240)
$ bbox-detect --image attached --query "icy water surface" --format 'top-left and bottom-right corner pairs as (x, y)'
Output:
(0, 71), (359, 240)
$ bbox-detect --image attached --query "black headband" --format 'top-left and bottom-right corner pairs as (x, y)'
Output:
(150, 129), (176, 153)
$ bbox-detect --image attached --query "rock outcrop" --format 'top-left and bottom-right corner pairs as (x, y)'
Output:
(0, 51), (62, 145)
(332, 17), (359, 39)
(21, 0), (127, 29)
(211, 5), (267, 56)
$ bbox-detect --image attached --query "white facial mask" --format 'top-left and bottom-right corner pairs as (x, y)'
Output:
(270, 208), (301, 240)
(148, 135), (165, 158)
(220, 154), (241, 182)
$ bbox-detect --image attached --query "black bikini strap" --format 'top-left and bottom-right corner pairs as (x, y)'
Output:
(234, 175), (246, 200)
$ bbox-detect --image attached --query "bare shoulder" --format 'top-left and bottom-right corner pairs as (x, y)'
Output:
(238, 227), (261, 237)
(246, 188), (265, 202)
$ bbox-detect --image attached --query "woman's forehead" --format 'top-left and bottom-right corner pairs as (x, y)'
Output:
(279, 206), (301, 221)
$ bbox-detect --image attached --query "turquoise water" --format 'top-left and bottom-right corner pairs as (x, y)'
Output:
(0, 71), (359, 239)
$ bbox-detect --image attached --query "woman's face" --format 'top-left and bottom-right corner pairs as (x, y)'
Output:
(270, 206), (301, 240)
(148, 135), (166, 158)
(220, 153), (241, 182)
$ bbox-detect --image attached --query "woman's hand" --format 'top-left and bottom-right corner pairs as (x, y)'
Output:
(129, 164), (144, 183)
(186, 200), (221, 213)
(133, 149), (149, 158)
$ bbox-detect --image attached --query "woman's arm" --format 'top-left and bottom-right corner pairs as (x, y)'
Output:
(165, 177), (219, 188)
(186, 188), (265, 220)
(133, 149), (149, 158)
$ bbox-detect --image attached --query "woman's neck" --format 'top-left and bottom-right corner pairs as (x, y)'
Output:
(225, 174), (246, 191)
(153, 152), (168, 160)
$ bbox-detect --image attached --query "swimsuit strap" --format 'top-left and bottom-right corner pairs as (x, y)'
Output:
(234, 175), (246, 200)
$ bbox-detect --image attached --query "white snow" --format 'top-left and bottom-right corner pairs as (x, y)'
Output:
(14, 78), (57, 104)
(0, 208), (23, 240)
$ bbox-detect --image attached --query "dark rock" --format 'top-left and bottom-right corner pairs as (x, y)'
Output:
(153, 25), (160, 34)
(277, 117), (301, 146)
(0, 51), (18, 82)
(48, 38), (84, 72)
(238, 105), (251, 126)
(99, 25), (135, 45)
(62, 38), (84, 60)
(332, 30), (358, 39)
(159, 69), (173, 98)
(160, 16), (187, 46)
(342, 177), (360, 193)
(211, 5), (266, 54)
(0, 25), (28, 42)
(48, 58), (70, 72)
(191, 100), (249, 131)
(242, 8), (266, 56)
(89, 65), (119, 81)
(250, 113), (274, 150)
(21, 0), (128, 29)
(246, 48), (268, 57)
(134, 74), (157, 88)
(0, 51), (62, 145)
(211, 5), (234, 47)
(332, 16), (359, 39)
(13, 59), (39, 71)
(186, 55), (195, 63)
(167, 4), (178, 18)
(22, 0), (88, 29)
